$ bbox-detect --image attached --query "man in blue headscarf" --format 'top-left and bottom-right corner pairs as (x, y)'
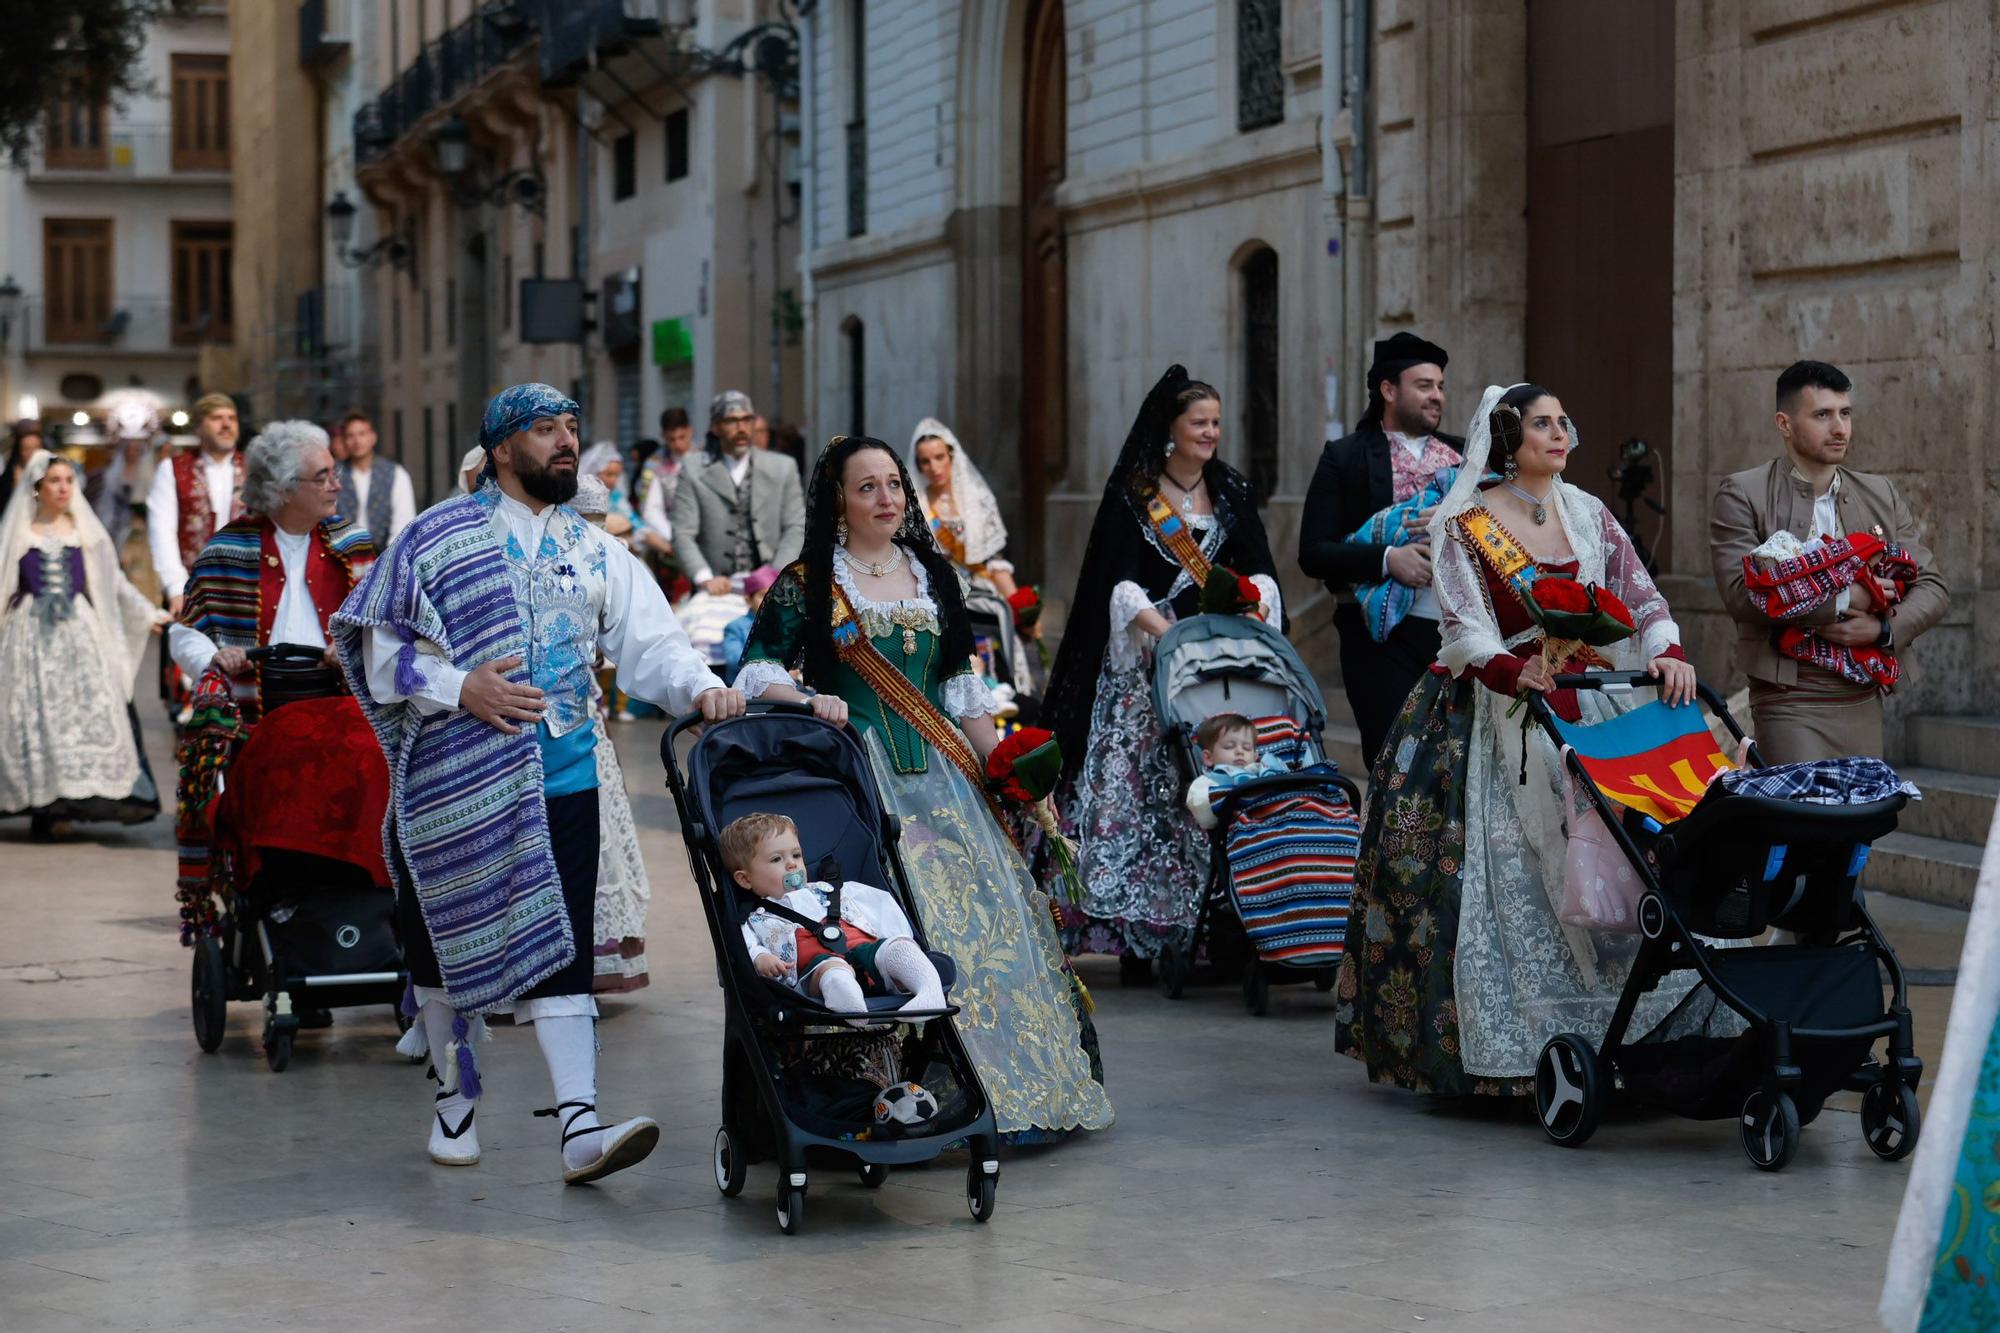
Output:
(335, 383), (744, 1183)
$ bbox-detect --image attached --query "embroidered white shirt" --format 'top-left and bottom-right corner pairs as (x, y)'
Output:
(146, 452), (238, 598)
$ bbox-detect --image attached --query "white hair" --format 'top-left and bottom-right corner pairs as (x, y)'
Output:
(242, 420), (331, 516)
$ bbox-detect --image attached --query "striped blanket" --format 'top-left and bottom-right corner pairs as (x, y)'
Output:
(332, 489), (573, 1015)
(1223, 717), (1360, 966)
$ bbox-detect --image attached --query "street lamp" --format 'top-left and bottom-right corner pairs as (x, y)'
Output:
(327, 191), (415, 274)
(432, 115), (472, 180)
(327, 192), (357, 250)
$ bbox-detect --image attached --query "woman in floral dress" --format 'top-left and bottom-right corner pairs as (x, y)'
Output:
(1041, 365), (1281, 972)
(736, 435), (1111, 1141)
(1333, 383), (1704, 1096)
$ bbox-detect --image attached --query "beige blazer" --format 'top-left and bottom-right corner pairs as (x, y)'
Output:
(1710, 458), (1949, 686)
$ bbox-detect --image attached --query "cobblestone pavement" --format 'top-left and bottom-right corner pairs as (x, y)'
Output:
(0, 703), (1965, 1332)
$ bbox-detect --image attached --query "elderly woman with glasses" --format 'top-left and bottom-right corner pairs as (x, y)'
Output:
(168, 420), (376, 721)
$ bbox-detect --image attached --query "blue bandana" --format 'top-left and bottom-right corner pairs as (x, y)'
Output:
(480, 382), (580, 451)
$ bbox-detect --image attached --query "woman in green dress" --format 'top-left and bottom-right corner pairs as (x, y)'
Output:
(736, 436), (1112, 1142)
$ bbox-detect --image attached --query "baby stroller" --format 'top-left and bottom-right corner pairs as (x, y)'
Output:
(1525, 670), (1921, 1171)
(963, 582), (1039, 726)
(662, 702), (1001, 1234)
(187, 644), (405, 1072)
(1150, 614), (1363, 1014)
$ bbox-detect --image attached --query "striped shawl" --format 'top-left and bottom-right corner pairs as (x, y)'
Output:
(331, 489), (572, 1014)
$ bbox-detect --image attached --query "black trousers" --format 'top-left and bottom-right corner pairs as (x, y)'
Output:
(397, 787), (601, 1000)
(1335, 607), (1444, 775)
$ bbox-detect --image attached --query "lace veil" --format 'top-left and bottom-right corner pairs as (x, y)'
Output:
(0, 452), (154, 698)
(907, 419), (1009, 567)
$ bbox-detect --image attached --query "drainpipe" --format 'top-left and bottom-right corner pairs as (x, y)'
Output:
(1320, 0), (1346, 444)
(797, 4), (819, 434)
(1345, 0), (1373, 426)
(576, 94), (593, 433)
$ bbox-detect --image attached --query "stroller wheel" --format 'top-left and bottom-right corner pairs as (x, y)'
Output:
(1155, 941), (1190, 1000)
(264, 1026), (293, 1074)
(191, 937), (228, 1053)
(1313, 967), (1337, 993)
(1535, 1034), (1604, 1148)
(966, 1161), (997, 1222)
(776, 1180), (806, 1235)
(1243, 964), (1271, 1017)
(1740, 1089), (1801, 1171)
(713, 1125), (748, 1197)
(1861, 1078), (1922, 1162)
(857, 1161), (888, 1189)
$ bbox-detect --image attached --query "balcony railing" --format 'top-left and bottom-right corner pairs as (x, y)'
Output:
(17, 298), (228, 356)
(353, 6), (535, 166)
(25, 125), (231, 180)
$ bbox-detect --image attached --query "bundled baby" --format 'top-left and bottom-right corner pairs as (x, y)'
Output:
(1184, 712), (1288, 830)
(722, 812), (947, 1018)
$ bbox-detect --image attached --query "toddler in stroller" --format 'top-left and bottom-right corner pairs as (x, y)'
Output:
(724, 812), (948, 1019)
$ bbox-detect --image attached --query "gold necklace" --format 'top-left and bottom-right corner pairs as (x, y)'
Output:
(844, 543), (905, 577)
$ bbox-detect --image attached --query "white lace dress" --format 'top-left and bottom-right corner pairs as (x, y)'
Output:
(0, 533), (160, 821)
(588, 675), (651, 990)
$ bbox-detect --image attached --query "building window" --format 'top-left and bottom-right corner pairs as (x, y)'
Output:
(1236, 0), (1284, 132)
(844, 0), (867, 238)
(423, 406), (435, 503)
(391, 292), (402, 357)
(171, 53), (230, 170)
(1239, 245), (1280, 503)
(446, 402), (457, 471)
(664, 108), (689, 181)
(44, 74), (106, 169)
(393, 409), (404, 463)
(42, 218), (113, 344)
(842, 315), (865, 435)
(421, 288), (431, 353)
(612, 131), (636, 200)
(171, 221), (233, 345)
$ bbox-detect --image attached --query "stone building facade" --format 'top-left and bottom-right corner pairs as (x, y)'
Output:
(1359, 0), (1993, 744)
(798, 0), (1344, 631)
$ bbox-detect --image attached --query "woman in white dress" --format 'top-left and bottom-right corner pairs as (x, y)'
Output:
(0, 454), (167, 835)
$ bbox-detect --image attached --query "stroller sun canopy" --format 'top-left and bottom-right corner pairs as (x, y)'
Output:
(1152, 615), (1327, 735)
(1547, 700), (1736, 824)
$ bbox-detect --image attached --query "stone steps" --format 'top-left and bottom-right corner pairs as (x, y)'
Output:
(1896, 767), (2000, 847)
(1907, 715), (2000, 779)
(1868, 830), (1986, 910)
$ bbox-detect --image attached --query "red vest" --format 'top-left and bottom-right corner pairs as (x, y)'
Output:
(255, 519), (360, 648)
(173, 450), (247, 571)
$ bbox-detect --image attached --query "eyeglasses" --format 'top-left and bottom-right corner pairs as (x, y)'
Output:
(307, 469), (339, 489)
(717, 414), (757, 427)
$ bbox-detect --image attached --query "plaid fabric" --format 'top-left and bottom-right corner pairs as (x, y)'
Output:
(1716, 756), (1919, 806)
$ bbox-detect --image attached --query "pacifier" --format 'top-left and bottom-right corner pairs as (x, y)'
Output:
(782, 869), (806, 891)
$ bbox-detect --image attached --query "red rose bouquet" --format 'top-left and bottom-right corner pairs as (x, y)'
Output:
(1006, 586), (1042, 630)
(986, 727), (1085, 903)
(1524, 573), (1636, 647)
(1199, 566), (1265, 619)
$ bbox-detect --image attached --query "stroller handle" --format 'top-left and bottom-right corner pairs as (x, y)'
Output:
(1539, 670), (1748, 746)
(664, 697), (821, 749)
(248, 642), (330, 664)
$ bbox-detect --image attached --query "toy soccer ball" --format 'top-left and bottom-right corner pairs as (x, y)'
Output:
(872, 1081), (940, 1129)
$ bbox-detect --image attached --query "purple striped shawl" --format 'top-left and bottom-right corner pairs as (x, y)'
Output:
(332, 486), (572, 1014)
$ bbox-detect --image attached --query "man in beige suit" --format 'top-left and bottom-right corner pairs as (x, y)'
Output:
(1711, 360), (1950, 763)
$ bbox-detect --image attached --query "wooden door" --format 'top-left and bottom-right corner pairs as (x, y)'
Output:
(43, 218), (113, 343)
(44, 74), (106, 169)
(1019, 0), (1066, 576)
(1525, 0), (1674, 569)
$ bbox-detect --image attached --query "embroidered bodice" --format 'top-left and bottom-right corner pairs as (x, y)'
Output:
(13, 536), (87, 623)
(488, 488), (607, 740)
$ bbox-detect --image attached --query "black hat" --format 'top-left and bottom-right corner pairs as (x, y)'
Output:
(1360, 332), (1449, 428)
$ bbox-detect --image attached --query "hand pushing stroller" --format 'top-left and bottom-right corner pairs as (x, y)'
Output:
(1525, 670), (1921, 1171)
(185, 644), (406, 1072)
(1150, 614), (1363, 1014)
(662, 702), (1000, 1234)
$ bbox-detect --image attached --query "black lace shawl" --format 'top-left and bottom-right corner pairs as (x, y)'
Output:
(1042, 365), (1279, 783)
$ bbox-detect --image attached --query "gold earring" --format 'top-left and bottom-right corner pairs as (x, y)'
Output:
(836, 516), (849, 543)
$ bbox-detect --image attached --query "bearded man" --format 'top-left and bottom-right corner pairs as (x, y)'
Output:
(1712, 360), (1950, 763)
(1299, 333), (1463, 769)
(335, 383), (743, 1183)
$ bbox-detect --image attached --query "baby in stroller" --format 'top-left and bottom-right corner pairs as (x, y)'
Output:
(724, 812), (947, 1019)
(1185, 712), (1286, 829)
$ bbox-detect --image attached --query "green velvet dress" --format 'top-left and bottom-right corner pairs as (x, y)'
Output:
(739, 556), (1112, 1138)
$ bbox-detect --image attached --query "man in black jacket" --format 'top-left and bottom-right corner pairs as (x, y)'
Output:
(1299, 333), (1462, 770)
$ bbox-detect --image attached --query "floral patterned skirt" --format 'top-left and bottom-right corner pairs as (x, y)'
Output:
(1333, 668), (1533, 1097)
(1057, 655), (1208, 960)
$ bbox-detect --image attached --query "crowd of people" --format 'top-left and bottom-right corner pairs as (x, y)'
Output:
(0, 341), (1987, 1302)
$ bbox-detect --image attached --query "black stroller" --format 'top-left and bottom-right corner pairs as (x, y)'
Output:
(1149, 614), (1363, 1013)
(1526, 670), (1922, 1171)
(662, 702), (1001, 1234)
(188, 645), (407, 1072)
